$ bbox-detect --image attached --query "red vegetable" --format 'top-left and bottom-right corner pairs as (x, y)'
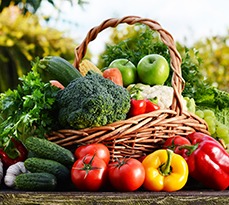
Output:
(0, 138), (28, 168)
(128, 99), (146, 117)
(108, 158), (145, 191)
(71, 154), (108, 191)
(74, 143), (110, 165)
(145, 99), (160, 113)
(163, 135), (191, 155)
(103, 68), (123, 86)
(178, 132), (229, 190)
(128, 97), (160, 117)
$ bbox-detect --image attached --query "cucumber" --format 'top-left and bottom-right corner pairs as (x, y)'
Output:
(25, 137), (75, 166)
(40, 56), (82, 86)
(15, 172), (57, 191)
(24, 157), (70, 181)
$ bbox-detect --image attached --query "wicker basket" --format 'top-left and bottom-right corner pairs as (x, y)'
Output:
(47, 16), (210, 160)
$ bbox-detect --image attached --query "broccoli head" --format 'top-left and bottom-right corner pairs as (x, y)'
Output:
(57, 71), (130, 129)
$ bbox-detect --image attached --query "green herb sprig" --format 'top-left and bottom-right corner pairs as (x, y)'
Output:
(0, 58), (59, 148)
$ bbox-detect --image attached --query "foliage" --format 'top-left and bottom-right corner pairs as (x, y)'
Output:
(0, 6), (77, 92)
(193, 33), (229, 92)
(0, 58), (59, 148)
(0, 0), (87, 14)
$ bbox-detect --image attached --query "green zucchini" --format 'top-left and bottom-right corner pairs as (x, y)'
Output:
(25, 137), (75, 166)
(24, 157), (70, 181)
(15, 172), (57, 191)
(40, 56), (82, 86)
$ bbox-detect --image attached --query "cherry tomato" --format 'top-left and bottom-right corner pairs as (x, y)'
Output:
(71, 155), (108, 191)
(108, 158), (145, 191)
(74, 143), (110, 165)
(103, 68), (123, 86)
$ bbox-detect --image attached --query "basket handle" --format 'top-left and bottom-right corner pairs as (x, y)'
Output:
(73, 16), (185, 114)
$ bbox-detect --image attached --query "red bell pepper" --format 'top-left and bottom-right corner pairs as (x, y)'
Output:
(128, 89), (160, 117)
(0, 138), (28, 168)
(145, 99), (160, 113)
(128, 99), (146, 117)
(178, 132), (229, 190)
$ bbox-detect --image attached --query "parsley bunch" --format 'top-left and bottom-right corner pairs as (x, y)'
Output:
(0, 58), (59, 147)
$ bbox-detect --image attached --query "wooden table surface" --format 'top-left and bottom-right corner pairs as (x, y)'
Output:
(0, 189), (229, 205)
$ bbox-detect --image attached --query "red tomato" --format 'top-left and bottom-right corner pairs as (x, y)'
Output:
(163, 135), (191, 149)
(74, 143), (110, 165)
(103, 68), (123, 86)
(108, 158), (145, 191)
(163, 135), (191, 156)
(71, 155), (108, 191)
(49, 80), (65, 89)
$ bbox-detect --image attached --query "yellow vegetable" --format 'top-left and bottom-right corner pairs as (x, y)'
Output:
(79, 59), (103, 76)
(142, 149), (189, 192)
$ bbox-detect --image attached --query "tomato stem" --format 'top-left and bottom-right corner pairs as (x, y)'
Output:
(178, 144), (199, 156)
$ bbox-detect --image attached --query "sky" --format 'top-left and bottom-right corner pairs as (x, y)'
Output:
(39, 0), (229, 59)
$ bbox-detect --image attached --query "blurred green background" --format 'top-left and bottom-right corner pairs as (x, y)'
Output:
(0, 0), (228, 93)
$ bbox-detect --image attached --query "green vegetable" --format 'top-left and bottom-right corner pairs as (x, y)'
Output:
(194, 85), (229, 128)
(194, 85), (229, 110)
(39, 56), (82, 87)
(57, 71), (131, 129)
(0, 58), (59, 147)
(15, 172), (57, 191)
(25, 137), (75, 166)
(24, 157), (70, 181)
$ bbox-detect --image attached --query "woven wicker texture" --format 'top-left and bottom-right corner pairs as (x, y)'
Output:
(47, 16), (209, 160)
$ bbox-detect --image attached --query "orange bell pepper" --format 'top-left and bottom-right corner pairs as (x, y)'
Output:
(142, 149), (188, 192)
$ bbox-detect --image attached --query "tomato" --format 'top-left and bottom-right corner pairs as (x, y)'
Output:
(74, 143), (110, 165)
(108, 158), (145, 191)
(163, 135), (191, 149)
(163, 135), (191, 156)
(71, 155), (108, 191)
(49, 80), (65, 89)
(103, 68), (123, 86)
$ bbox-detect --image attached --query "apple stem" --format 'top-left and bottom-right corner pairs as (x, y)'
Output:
(124, 60), (130, 66)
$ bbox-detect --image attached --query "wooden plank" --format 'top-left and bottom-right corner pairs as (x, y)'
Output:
(0, 190), (229, 205)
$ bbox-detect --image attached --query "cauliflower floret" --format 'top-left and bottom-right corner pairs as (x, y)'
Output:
(127, 84), (174, 109)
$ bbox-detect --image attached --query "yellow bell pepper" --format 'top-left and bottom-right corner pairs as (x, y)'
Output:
(142, 149), (189, 192)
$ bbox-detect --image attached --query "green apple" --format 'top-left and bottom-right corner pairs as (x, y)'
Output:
(137, 54), (170, 85)
(108, 59), (137, 87)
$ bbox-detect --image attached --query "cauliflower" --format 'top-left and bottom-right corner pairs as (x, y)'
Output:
(127, 83), (174, 109)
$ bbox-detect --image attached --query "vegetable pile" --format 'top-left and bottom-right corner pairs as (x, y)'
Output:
(0, 26), (229, 193)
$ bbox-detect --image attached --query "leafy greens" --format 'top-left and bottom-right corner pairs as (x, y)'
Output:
(0, 58), (59, 148)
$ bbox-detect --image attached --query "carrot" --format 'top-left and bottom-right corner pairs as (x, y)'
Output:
(103, 68), (123, 86)
(50, 80), (65, 90)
